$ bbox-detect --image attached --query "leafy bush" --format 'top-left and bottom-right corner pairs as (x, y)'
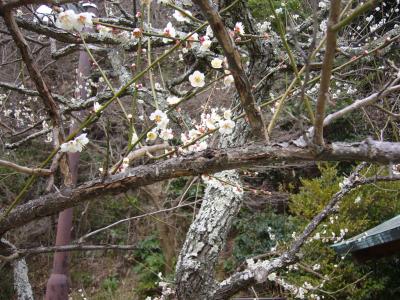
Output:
(287, 164), (400, 299)
(132, 235), (166, 297)
(228, 164), (400, 299)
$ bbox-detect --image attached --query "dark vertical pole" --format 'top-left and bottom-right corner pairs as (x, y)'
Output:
(45, 3), (98, 299)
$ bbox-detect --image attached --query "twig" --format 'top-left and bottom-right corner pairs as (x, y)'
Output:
(78, 199), (202, 242)
(5, 128), (51, 149)
(0, 159), (52, 176)
(0, 244), (138, 261)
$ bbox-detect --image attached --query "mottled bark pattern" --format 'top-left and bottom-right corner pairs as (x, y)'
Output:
(175, 170), (243, 299)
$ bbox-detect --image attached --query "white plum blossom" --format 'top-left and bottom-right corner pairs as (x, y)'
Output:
(158, 118), (170, 130)
(267, 272), (277, 281)
(75, 12), (94, 31)
(223, 109), (232, 120)
(211, 58), (223, 69)
(160, 128), (173, 140)
(202, 109), (221, 130)
(93, 102), (101, 112)
(146, 131), (158, 141)
(234, 22), (245, 35)
(189, 70), (205, 87)
(218, 119), (235, 135)
(131, 132), (139, 145)
(167, 96), (181, 105)
(56, 10), (94, 32)
(150, 109), (168, 125)
(163, 22), (176, 43)
(173, 10), (192, 22)
(60, 133), (89, 153)
(56, 10), (77, 31)
(199, 36), (212, 52)
(224, 75), (235, 86)
(75, 133), (89, 146)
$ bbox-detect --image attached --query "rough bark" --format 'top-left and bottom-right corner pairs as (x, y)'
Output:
(1, 139), (400, 236)
(175, 170), (243, 299)
(13, 259), (34, 300)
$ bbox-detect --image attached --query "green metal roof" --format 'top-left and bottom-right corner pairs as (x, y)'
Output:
(332, 215), (400, 255)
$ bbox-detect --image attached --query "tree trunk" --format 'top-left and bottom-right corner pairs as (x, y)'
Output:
(13, 259), (33, 300)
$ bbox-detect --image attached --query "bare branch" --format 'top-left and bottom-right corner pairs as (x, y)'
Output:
(0, 159), (52, 176)
(323, 84), (400, 126)
(78, 199), (202, 242)
(5, 128), (51, 149)
(0, 243), (137, 261)
(313, 0), (342, 147)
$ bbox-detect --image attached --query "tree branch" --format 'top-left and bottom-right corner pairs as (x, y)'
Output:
(1, 8), (62, 130)
(0, 159), (52, 176)
(0, 243), (137, 261)
(193, 0), (267, 140)
(214, 164), (400, 299)
(313, 0), (342, 147)
(1, 140), (400, 235)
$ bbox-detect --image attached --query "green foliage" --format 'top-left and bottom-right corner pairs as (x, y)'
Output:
(101, 276), (120, 294)
(132, 235), (166, 297)
(286, 163), (400, 299)
(71, 269), (94, 287)
(248, 0), (302, 20)
(223, 208), (301, 275)
(228, 164), (400, 299)
(231, 209), (300, 263)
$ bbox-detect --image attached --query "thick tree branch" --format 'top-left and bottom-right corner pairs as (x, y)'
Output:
(193, 0), (267, 140)
(1, 140), (400, 235)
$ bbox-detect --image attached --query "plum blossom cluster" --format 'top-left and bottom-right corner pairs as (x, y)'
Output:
(180, 108), (235, 153)
(56, 10), (94, 32)
(147, 110), (173, 142)
(60, 133), (89, 153)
